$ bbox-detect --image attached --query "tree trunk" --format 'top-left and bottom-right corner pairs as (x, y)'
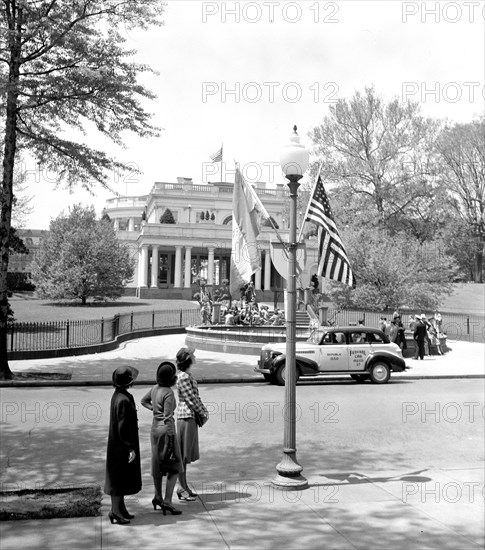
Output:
(473, 247), (483, 283)
(0, 3), (22, 379)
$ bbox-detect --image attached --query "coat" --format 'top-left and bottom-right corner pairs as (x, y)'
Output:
(104, 388), (142, 496)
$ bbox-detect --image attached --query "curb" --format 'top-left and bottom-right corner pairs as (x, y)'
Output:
(0, 374), (483, 388)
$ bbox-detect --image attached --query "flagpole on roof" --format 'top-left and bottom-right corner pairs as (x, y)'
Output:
(220, 143), (223, 181)
(297, 161), (323, 244)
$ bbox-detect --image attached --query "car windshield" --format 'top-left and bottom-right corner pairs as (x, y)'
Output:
(307, 328), (325, 345)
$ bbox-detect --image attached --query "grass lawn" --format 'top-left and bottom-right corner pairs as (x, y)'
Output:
(9, 294), (199, 323)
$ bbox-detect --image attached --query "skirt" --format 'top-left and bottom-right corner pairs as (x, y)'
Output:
(151, 422), (183, 476)
(177, 418), (200, 464)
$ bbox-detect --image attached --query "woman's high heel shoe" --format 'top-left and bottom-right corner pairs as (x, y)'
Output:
(121, 508), (135, 519)
(161, 502), (182, 516)
(152, 497), (164, 510)
(176, 489), (196, 502)
(108, 511), (130, 525)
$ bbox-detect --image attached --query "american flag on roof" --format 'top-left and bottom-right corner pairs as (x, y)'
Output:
(210, 145), (223, 163)
(306, 176), (355, 288)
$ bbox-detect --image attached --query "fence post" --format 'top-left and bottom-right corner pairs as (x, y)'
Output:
(9, 323), (14, 352)
(152, 310), (155, 329)
(66, 320), (70, 348)
(101, 317), (104, 343)
(130, 311), (133, 332)
(180, 310), (183, 327)
(466, 315), (470, 336)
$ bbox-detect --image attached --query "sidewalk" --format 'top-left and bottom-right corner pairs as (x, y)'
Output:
(4, 333), (485, 386)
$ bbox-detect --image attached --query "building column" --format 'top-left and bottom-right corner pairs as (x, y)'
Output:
(128, 217), (135, 232)
(255, 250), (262, 290)
(264, 249), (271, 290)
(184, 246), (192, 289)
(174, 246), (183, 288)
(207, 247), (215, 286)
(139, 245), (148, 287)
(151, 245), (159, 288)
(114, 218), (120, 231)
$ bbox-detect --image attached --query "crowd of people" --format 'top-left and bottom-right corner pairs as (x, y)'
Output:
(378, 311), (445, 358)
(104, 346), (208, 524)
(222, 303), (285, 326)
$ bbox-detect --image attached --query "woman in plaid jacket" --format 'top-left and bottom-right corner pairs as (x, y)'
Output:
(175, 347), (209, 501)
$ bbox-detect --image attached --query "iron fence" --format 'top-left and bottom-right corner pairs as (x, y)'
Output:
(7, 309), (200, 353)
(6, 306), (484, 354)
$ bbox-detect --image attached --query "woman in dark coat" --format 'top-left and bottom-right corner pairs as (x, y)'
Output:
(141, 362), (183, 515)
(105, 365), (142, 525)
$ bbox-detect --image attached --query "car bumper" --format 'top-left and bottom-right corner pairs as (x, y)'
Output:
(255, 366), (271, 374)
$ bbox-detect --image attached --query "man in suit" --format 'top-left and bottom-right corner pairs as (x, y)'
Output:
(413, 314), (427, 360)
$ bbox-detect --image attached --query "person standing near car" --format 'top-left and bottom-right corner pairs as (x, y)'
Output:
(413, 315), (427, 360)
(175, 347), (209, 502)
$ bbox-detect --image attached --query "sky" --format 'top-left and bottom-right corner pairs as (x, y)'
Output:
(20, 0), (485, 229)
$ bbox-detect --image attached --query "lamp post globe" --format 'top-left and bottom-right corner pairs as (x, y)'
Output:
(273, 125), (309, 490)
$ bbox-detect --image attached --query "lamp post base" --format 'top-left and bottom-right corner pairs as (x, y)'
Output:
(272, 473), (309, 491)
(273, 450), (308, 490)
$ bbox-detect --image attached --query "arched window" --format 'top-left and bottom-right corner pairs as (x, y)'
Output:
(222, 215), (233, 225)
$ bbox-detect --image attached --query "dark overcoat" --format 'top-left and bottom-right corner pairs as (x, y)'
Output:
(104, 388), (142, 496)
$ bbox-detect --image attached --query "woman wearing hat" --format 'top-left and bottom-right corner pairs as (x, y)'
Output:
(141, 362), (183, 515)
(175, 347), (208, 501)
(105, 365), (142, 525)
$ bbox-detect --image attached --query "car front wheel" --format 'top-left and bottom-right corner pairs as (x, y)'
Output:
(275, 364), (300, 386)
(369, 362), (391, 384)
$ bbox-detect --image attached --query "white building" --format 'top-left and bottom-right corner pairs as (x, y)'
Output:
(104, 177), (319, 301)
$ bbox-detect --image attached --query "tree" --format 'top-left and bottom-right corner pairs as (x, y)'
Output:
(436, 119), (485, 282)
(309, 87), (439, 230)
(31, 205), (134, 305)
(324, 227), (458, 311)
(0, 1), (163, 378)
(160, 208), (175, 224)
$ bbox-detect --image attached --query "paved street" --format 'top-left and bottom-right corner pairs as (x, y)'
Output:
(1, 379), (483, 549)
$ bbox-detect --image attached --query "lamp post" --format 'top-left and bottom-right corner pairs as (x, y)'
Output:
(273, 125), (309, 490)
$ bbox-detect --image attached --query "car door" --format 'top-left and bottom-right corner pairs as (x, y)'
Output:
(347, 331), (372, 372)
(317, 330), (349, 371)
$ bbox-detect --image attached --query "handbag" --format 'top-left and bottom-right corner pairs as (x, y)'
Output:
(162, 435), (178, 463)
(193, 411), (205, 428)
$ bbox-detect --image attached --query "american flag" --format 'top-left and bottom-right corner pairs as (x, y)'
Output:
(306, 176), (355, 287)
(210, 146), (223, 163)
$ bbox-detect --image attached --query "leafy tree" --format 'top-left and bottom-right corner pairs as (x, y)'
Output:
(309, 87), (439, 230)
(31, 205), (134, 305)
(436, 118), (485, 282)
(160, 208), (175, 224)
(324, 227), (458, 311)
(0, 1), (163, 378)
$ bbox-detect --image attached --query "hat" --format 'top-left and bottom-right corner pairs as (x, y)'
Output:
(112, 365), (139, 388)
(176, 346), (195, 366)
(421, 314), (427, 320)
(415, 315), (421, 320)
(156, 362), (176, 387)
